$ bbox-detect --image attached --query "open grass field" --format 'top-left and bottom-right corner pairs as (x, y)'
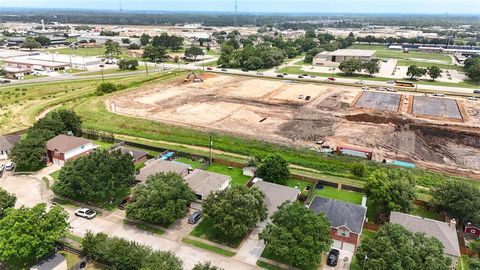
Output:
(348, 44), (452, 62)
(314, 186), (363, 204)
(48, 45), (133, 59)
(206, 164), (251, 186)
(174, 157), (204, 169)
(76, 65), (148, 76)
(189, 217), (244, 248)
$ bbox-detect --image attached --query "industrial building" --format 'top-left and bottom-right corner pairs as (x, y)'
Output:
(3, 53), (102, 71)
(76, 35), (141, 46)
(313, 49), (376, 66)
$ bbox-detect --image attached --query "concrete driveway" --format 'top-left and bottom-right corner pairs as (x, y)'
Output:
(0, 174), (50, 208)
(323, 250), (353, 270)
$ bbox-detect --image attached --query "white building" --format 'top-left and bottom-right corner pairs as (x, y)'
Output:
(313, 49), (376, 67)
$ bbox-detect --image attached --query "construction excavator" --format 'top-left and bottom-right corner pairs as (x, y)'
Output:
(184, 71), (204, 83)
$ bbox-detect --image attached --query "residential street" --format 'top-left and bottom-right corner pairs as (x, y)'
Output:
(0, 168), (260, 270)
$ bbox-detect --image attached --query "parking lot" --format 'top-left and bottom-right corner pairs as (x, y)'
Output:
(354, 91), (402, 112)
(411, 96), (463, 120)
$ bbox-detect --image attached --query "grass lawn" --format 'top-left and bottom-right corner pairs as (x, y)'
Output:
(348, 44), (452, 62)
(284, 178), (312, 191)
(396, 59), (462, 71)
(181, 237), (236, 257)
(92, 140), (115, 149)
(189, 218), (244, 248)
(410, 204), (443, 221)
(48, 46), (133, 59)
(256, 260), (286, 270)
(360, 229), (377, 242)
(65, 232), (83, 244)
(314, 186), (363, 205)
(261, 245), (321, 270)
(350, 256), (362, 270)
(50, 170), (60, 181)
(42, 176), (51, 189)
(457, 256), (471, 270)
(174, 157), (205, 169)
(52, 197), (80, 209)
(206, 164), (251, 186)
(58, 251), (81, 268)
(76, 65), (147, 76)
(136, 223), (165, 235)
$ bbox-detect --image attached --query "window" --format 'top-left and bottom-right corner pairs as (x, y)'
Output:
(338, 229), (350, 238)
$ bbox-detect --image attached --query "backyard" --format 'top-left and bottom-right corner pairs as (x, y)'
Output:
(189, 217), (244, 248)
(205, 164), (251, 186)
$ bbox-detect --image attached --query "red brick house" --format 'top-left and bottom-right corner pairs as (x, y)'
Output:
(309, 196), (367, 252)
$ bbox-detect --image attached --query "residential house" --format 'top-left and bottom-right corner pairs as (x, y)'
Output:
(390, 211), (460, 268)
(184, 169), (231, 201)
(46, 135), (98, 166)
(0, 135), (20, 160)
(135, 160), (191, 182)
(110, 146), (147, 164)
(253, 180), (299, 219)
(309, 196), (367, 252)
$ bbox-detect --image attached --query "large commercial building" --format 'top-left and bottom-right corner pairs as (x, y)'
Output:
(313, 49), (376, 67)
(76, 35), (141, 46)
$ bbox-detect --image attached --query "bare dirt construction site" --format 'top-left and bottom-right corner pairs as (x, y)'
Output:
(108, 74), (480, 177)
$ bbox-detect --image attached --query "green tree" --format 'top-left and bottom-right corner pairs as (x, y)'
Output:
(363, 59), (380, 76)
(193, 262), (223, 270)
(339, 59), (364, 75)
(0, 204), (69, 269)
(21, 37), (41, 50)
(256, 154), (291, 185)
(464, 57), (480, 82)
(34, 35), (51, 46)
(95, 82), (118, 95)
(142, 44), (167, 62)
(184, 46), (205, 62)
(355, 223), (451, 270)
(364, 169), (417, 217)
(140, 33), (151, 46)
(33, 109), (83, 136)
(426, 66), (442, 81)
(118, 59), (139, 70)
(430, 180), (480, 223)
(82, 232), (182, 270)
(203, 186), (267, 243)
(10, 128), (55, 171)
(0, 188), (16, 213)
(351, 162), (367, 177)
(260, 203), (332, 268)
(53, 150), (135, 203)
(406, 65), (427, 80)
(126, 173), (196, 226)
(105, 39), (121, 57)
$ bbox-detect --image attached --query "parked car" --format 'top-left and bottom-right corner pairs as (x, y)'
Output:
(206, 67), (213, 71)
(355, 80), (364, 84)
(327, 77), (335, 81)
(474, 90), (480, 94)
(298, 75), (304, 78)
(387, 80), (395, 84)
(276, 74), (284, 78)
(310, 75), (316, 78)
(188, 210), (202, 224)
(75, 208), (96, 219)
(0, 79), (11, 84)
(386, 87), (397, 92)
(305, 96), (311, 101)
(362, 86), (370, 90)
(467, 97), (478, 101)
(221, 68), (228, 72)
(298, 95), (304, 99)
(433, 93), (445, 97)
(256, 72), (263, 76)
(377, 87), (386, 91)
(5, 162), (14, 171)
(326, 249), (340, 267)
(241, 68), (249, 72)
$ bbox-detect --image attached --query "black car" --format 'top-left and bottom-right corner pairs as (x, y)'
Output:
(326, 249), (340, 267)
(283, 73), (288, 76)
(474, 90), (480, 94)
(221, 68), (228, 72)
(188, 210), (202, 224)
(241, 68), (249, 72)
(276, 74), (284, 78)
(298, 75), (304, 78)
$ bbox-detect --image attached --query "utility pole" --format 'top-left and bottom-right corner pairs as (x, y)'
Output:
(145, 60), (149, 76)
(209, 135), (213, 165)
(234, 0), (238, 27)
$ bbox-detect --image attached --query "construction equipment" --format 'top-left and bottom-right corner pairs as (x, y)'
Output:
(184, 71), (204, 83)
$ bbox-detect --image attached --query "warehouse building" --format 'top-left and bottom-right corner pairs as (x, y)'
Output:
(313, 49), (376, 67)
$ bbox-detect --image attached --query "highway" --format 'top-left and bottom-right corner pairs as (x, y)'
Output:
(2, 61), (479, 96)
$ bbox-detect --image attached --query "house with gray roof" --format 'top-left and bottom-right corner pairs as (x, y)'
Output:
(253, 180), (299, 218)
(309, 196), (367, 252)
(0, 135), (20, 160)
(135, 160), (191, 182)
(184, 169), (231, 201)
(390, 211), (460, 267)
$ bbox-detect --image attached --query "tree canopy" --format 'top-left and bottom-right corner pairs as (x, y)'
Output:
(363, 59), (381, 76)
(21, 37), (41, 50)
(126, 173), (196, 226)
(0, 204), (69, 269)
(364, 169), (417, 218)
(82, 232), (182, 270)
(118, 59), (139, 70)
(339, 59), (364, 75)
(260, 203), (332, 268)
(426, 66), (442, 81)
(203, 186), (267, 242)
(355, 223), (451, 270)
(0, 187), (16, 214)
(184, 46), (204, 62)
(193, 262), (223, 270)
(430, 180), (480, 224)
(142, 44), (167, 62)
(464, 57), (480, 82)
(256, 153), (291, 185)
(53, 149), (135, 203)
(105, 39), (121, 57)
(406, 65), (427, 79)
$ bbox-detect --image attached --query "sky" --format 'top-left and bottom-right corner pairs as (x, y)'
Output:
(0, 0), (479, 15)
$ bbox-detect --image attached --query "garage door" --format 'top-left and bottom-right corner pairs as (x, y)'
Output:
(53, 159), (64, 166)
(342, 242), (356, 252)
(332, 240), (342, 250)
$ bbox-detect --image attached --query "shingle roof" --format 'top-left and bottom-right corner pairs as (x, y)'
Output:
(309, 196), (366, 234)
(46, 135), (91, 153)
(0, 135), (20, 151)
(254, 180), (299, 217)
(390, 211), (460, 258)
(183, 169), (231, 198)
(111, 146), (147, 160)
(136, 160), (191, 182)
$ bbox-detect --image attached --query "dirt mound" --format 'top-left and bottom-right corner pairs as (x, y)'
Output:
(278, 113), (336, 141)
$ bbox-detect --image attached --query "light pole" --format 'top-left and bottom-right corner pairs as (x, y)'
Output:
(209, 135), (213, 166)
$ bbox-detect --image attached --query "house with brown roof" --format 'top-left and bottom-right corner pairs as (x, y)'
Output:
(184, 169), (231, 201)
(0, 135), (20, 160)
(46, 135), (98, 166)
(135, 160), (192, 182)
